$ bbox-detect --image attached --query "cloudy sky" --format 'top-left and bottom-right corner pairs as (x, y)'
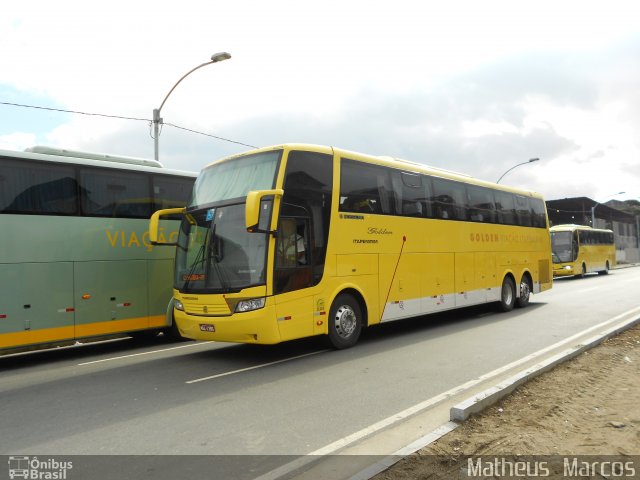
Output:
(1, 0), (639, 202)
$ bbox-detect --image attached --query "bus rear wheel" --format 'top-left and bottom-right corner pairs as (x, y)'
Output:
(498, 276), (516, 312)
(327, 294), (363, 349)
(516, 275), (532, 308)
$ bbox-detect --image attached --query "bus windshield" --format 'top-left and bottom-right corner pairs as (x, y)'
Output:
(190, 151), (280, 207)
(175, 204), (267, 293)
(550, 230), (575, 263)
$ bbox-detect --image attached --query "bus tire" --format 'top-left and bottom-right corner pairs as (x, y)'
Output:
(516, 275), (532, 308)
(598, 261), (610, 275)
(327, 294), (363, 349)
(575, 263), (587, 278)
(163, 321), (189, 342)
(498, 276), (516, 312)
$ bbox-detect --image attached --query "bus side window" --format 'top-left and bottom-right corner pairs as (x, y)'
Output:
(530, 198), (547, 228)
(515, 195), (532, 226)
(0, 160), (78, 214)
(80, 168), (150, 218)
(467, 185), (496, 223)
(495, 191), (516, 225)
(276, 217), (309, 267)
(340, 159), (395, 215)
(431, 177), (467, 220)
(152, 175), (195, 218)
(274, 215), (313, 294)
(392, 171), (429, 217)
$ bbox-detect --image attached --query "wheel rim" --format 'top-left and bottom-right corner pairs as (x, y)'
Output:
(520, 281), (530, 302)
(502, 282), (513, 305)
(334, 305), (357, 339)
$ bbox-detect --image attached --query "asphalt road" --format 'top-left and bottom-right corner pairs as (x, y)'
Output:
(1, 266), (638, 478)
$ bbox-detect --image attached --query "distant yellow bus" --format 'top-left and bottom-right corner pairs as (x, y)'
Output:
(151, 144), (553, 349)
(550, 224), (615, 277)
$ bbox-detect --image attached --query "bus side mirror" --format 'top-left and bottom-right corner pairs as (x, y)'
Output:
(149, 207), (185, 245)
(246, 189), (284, 234)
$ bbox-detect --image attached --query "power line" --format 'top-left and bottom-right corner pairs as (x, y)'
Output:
(165, 122), (257, 149)
(1, 101), (147, 122)
(0, 100), (257, 149)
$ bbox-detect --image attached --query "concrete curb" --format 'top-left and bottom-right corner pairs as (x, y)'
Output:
(350, 312), (640, 480)
(450, 315), (640, 421)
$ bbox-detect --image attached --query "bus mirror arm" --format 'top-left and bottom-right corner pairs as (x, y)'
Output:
(149, 207), (186, 245)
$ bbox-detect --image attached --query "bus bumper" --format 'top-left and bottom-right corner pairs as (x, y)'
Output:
(174, 305), (281, 344)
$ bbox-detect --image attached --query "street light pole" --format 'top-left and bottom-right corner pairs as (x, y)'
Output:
(152, 52), (231, 161)
(496, 158), (540, 184)
(591, 191), (625, 228)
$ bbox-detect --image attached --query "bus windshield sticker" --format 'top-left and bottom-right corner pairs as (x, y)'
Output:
(206, 208), (216, 222)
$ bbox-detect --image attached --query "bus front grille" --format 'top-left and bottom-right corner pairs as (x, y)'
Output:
(183, 299), (231, 316)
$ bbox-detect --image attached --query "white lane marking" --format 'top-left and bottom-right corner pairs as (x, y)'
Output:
(185, 350), (328, 384)
(77, 342), (206, 365)
(251, 305), (640, 480)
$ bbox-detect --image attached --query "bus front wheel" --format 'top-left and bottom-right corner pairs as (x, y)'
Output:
(327, 294), (363, 349)
(499, 276), (516, 312)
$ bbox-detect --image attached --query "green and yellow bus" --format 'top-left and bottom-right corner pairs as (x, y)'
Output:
(0, 146), (196, 352)
(150, 144), (553, 349)
(550, 224), (615, 277)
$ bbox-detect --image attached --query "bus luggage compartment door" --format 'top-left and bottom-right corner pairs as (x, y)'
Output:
(0, 262), (74, 348)
(74, 260), (149, 337)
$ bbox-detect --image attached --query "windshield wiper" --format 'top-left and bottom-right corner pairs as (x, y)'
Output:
(182, 229), (209, 291)
(207, 223), (231, 292)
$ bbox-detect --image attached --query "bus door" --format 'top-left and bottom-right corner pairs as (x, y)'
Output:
(273, 212), (314, 341)
(269, 150), (334, 341)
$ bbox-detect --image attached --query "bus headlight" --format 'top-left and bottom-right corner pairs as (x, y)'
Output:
(174, 299), (185, 311)
(563, 266), (572, 271)
(235, 298), (266, 313)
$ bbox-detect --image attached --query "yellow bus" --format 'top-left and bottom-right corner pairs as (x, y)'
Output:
(150, 144), (553, 349)
(550, 224), (615, 277)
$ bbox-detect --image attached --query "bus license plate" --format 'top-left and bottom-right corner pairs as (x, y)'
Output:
(199, 324), (215, 332)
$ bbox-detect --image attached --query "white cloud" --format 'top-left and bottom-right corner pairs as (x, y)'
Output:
(0, 132), (36, 151)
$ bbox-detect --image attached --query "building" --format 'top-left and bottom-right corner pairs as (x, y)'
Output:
(546, 197), (639, 263)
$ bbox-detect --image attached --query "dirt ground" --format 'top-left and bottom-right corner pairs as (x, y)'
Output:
(376, 322), (640, 479)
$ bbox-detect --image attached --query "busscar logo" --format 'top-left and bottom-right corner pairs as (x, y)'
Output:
(8, 456), (73, 479)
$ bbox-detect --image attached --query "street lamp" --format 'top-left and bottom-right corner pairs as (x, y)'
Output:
(496, 158), (540, 184)
(152, 52), (231, 160)
(591, 191), (625, 227)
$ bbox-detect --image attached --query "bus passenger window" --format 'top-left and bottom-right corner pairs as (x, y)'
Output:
(340, 159), (394, 214)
